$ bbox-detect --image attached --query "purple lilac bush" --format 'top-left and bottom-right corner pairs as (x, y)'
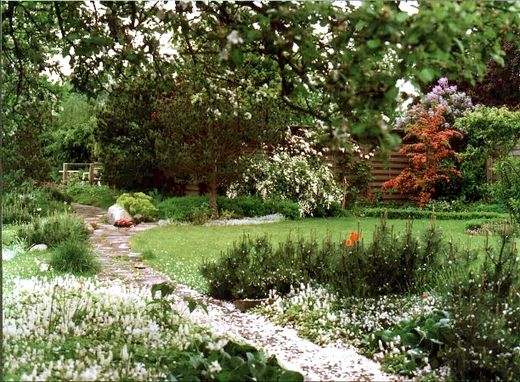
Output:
(397, 78), (473, 130)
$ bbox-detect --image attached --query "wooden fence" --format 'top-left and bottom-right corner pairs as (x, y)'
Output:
(60, 163), (103, 185)
(367, 151), (410, 202)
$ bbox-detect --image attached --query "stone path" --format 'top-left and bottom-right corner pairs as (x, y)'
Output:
(73, 203), (398, 382)
(72, 203), (169, 286)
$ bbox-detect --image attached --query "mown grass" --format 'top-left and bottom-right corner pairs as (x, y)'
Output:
(131, 216), (494, 292)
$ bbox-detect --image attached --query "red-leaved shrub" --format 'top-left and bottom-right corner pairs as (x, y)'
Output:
(383, 106), (463, 206)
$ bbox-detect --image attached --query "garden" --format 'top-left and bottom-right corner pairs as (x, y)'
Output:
(3, 1), (520, 381)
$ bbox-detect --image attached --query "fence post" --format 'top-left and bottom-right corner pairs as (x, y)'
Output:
(63, 163), (68, 184)
(89, 163), (94, 185)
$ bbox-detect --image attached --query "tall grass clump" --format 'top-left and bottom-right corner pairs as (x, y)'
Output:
(50, 238), (100, 274)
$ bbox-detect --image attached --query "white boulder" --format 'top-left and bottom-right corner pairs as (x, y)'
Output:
(107, 205), (133, 226)
(29, 244), (48, 252)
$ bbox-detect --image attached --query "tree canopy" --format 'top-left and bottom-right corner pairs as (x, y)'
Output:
(3, 1), (519, 146)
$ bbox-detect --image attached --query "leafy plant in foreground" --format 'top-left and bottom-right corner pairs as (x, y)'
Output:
(50, 238), (100, 275)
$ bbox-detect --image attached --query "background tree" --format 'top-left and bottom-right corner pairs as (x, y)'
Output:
(456, 38), (520, 110)
(45, 89), (98, 168)
(3, 1), (519, 148)
(154, 65), (291, 212)
(95, 72), (172, 190)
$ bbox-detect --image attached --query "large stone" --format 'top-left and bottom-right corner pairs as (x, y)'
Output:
(29, 244), (48, 252)
(107, 205), (133, 226)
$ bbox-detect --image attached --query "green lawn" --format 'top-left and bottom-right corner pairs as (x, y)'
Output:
(131, 216), (490, 292)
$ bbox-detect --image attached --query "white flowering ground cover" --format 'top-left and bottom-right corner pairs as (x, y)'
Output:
(258, 284), (447, 379)
(3, 276), (301, 381)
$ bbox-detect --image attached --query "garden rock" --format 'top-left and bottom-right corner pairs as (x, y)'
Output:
(107, 205), (133, 226)
(29, 244), (48, 252)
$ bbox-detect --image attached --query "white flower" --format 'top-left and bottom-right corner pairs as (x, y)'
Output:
(39, 263), (50, 272)
(226, 30), (243, 45)
(120, 344), (129, 361)
(208, 360), (222, 375)
(244, 112), (252, 120)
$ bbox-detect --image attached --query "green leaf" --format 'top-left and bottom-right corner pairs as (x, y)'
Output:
(418, 68), (435, 83)
(151, 282), (175, 299)
(355, 21), (367, 31)
(366, 39), (381, 49)
(278, 370), (304, 382)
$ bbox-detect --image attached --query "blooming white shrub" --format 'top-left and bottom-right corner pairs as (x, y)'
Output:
(228, 152), (342, 216)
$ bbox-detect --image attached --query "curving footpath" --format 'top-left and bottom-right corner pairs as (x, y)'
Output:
(73, 203), (399, 382)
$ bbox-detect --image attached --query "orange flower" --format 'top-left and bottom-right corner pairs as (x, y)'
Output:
(343, 239), (354, 247)
(349, 232), (361, 242)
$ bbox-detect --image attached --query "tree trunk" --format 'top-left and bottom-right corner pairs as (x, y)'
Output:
(208, 176), (218, 216)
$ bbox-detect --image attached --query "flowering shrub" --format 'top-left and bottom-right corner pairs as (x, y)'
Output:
(383, 106), (463, 206)
(397, 77), (473, 130)
(228, 152), (342, 216)
(3, 276), (302, 381)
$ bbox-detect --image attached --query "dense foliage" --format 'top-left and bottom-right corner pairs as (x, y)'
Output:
(2, 184), (73, 225)
(456, 107), (520, 200)
(492, 157), (520, 223)
(116, 192), (159, 222)
(201, 216), (447, 300)
(17, 213), (89, 248)
(3, 1), (519, 155)
(154, 65), (289, 212)
(457, 38), (520, 109)
(156, 195), (301, 223)
(95, 75), (167, 189)
(45, 90), (98, 167)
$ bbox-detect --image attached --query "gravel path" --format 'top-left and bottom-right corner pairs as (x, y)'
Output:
(73, 203), (397, 381)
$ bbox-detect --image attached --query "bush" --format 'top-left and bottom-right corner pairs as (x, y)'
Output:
(358, 207), (507, 221)
(228, 152), (343, 216)
(492, 157), (520, 223)
(17, 213), (89, 248)
(442, 226), (520, 380)
(157, 195), (302, 221)
(464, 218), (515, 235)
(266, 199), (302, 220)
(157, 196), (209, 221)
(456, 106), (520, 201)
(383, 105), (463, 206)
(201, 235), (315, 300)
(65, 183), (120, 209)
(2, 185), (73, 225)
(116, 192), (159, 221)
(201, 216), (446, 300)
(50, 238), (100, 274)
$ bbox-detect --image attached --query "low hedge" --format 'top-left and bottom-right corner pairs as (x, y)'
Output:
(157, 195), (302, 221)
(357, 208), (508, 221)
